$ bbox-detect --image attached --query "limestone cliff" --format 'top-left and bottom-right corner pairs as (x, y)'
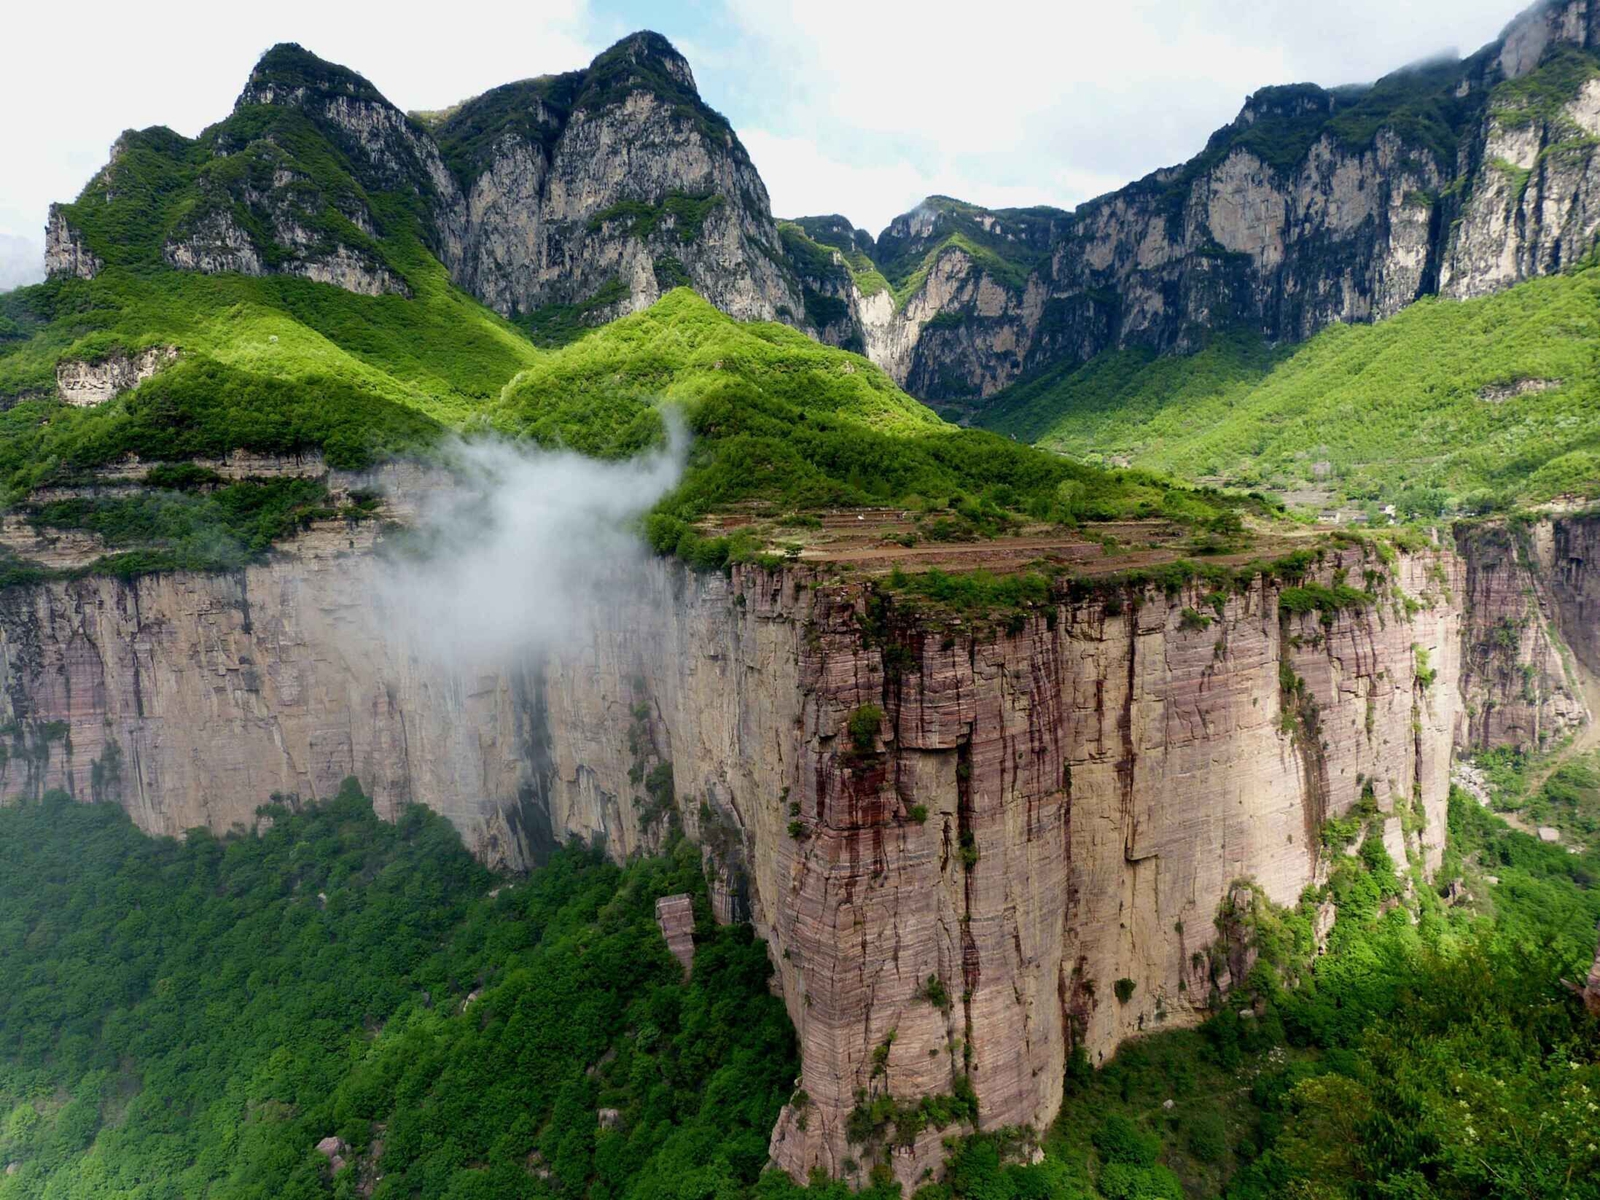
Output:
(429, 32), (803, 325)
(788, 1), (1600, 408)
(40, 3), (1600, 400)
(20, 517), (1586, 1183)
(1455, 520), (1592, 749)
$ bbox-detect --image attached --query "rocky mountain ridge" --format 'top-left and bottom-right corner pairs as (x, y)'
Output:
(41, 0), (1600, 392)
(42, 34), (803, 331)
(786, 0), (1600, 407)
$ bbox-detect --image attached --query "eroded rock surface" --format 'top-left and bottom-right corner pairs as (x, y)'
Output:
(1456, 521), (1592, 749)
(1, 509), (1593, 1183)
(655, 894), (696, 977)
(54, 346), (177, 407)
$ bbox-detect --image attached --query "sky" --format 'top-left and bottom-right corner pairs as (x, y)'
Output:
(0, 0), (1529, 289)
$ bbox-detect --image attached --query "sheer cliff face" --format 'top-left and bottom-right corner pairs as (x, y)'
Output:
(1456, 522), (1593, 749)
(3, 518), (1595, 1180)
(45, 36), (800, 323)
(0, 528), (552, 871)
(6, 528), (1539, 1185)
(546, 548), (1464, 1186)
(799, 126), (1445, 402)
(434, 34), (803, 324)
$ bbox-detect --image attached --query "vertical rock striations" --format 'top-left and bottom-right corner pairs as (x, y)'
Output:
(5, 517), (1598, 1181)
(430, 32), (803, 325)
(1455, 520), (1592, 749)
(781, 1), (1600, 409)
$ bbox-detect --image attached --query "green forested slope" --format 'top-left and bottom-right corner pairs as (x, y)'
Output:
(490, 290), (1253, 566)
(0, 785), (794, 1200)
(979, 265), (1600, 513)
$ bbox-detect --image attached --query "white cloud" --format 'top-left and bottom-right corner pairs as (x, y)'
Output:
(742, 129), (1124, 234)
(0, 234), (45, 293)
(0, 0), (603, 244)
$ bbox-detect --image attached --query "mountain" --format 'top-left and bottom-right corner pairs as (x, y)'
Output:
(786, 0), (1600, 418)
(32, 0), (1600, 435)
(977, 263), (1600, 514)
(40, 34), (803, 338)
(3, 12), (1600, 1197)
(429, 31), (803, 330)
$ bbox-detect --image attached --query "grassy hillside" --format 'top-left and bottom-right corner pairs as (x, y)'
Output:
(979, 263), (1600, 514)
(491, 290), (1254, 566)
(0, 256), (536, 491)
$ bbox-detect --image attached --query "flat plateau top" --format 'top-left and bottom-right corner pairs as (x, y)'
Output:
(701, 507), (1331, 577)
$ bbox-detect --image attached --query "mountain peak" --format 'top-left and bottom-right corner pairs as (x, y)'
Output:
(589, 31), (697, 93)
(238, 42), (391, 110)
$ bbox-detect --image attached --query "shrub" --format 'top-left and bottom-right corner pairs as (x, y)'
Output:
(1114, 977), (1138, 1004)
(847, 703), (885, 754)
(1187, 1110), (1227, 1163)
(1093, 1113), (1160, 1166)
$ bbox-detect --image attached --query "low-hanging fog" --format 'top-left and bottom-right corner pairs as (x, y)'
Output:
(373, 426), (687, 672)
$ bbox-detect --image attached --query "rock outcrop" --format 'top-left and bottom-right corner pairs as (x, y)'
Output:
(4, 512), (1595, 1181)
(1586, 928), (1600, 1016)
(54, 346), (177, 407)
(430, 32), (803, 324)
(43, 207), (100, 281)
(655, 894), (697, 977)
(781, 2), (1600, 409)
(1455, 520), (1592, 749)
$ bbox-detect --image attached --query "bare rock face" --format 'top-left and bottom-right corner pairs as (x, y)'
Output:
(43, 206), (101, 280)
(153, 45), (447, 298)
(1441, 74), (1600, 299)
(1550, 514), (1600, 679)
(0, 541), (552, 872)
(792, 121), (1445, 406)
(655, 894), (696, 976)
(790, 1), (1600, 411)
(54, 346), (177, 407)
(536, 544), (1462, 1188)
(1456, 520), (1592, 749)
(432, 33), (804, 325)
(2, 512), (1594, 1184)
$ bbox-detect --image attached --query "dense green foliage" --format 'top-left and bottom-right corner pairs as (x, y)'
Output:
(778, 221), (890, 301)
(21, 477), (339, 577)
(978, 263), (1600, 511)
(1, 738), (1596, 1200)
(1014, 789), (1600, 1200)
(589, 194), (724, 243)
(491, 290), (1251, 566)
(0, 786), (795, 1199)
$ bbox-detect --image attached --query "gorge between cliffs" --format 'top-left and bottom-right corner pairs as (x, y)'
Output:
(1, 494), (1593, 1188)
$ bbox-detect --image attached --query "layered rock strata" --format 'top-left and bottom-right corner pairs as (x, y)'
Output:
(0, 531), (1487, 1185)
(54, 347), (177, 407)
(1455, 520), (1592, 749)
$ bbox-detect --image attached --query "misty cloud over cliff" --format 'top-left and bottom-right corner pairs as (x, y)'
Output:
(375, 429), (686, 670)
